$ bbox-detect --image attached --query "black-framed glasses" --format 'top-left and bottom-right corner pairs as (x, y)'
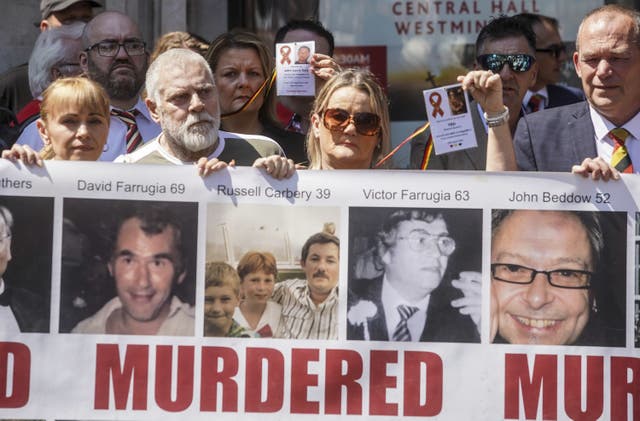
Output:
(536, 43), (567, 59)
(476, 54), (535, 73)
(491, 263), (592, 289)
(397, 231), (456, 256)
(322, 108), (381, 136)
(85, 39), (146, 57)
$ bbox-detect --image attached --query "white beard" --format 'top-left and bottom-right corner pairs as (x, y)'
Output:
(163, 111), (221, 152)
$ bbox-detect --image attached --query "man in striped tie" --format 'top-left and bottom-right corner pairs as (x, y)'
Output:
(513, 5), (640, 179)
(347, 209), (480, 343)
(78, 11), (161, 160)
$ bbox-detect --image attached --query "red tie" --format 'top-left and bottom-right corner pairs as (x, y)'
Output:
(111, 108), (142, 153)
(527, 94), (544, 113)
(609, 128), (633, 173)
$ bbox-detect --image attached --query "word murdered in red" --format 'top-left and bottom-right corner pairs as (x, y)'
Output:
(94, 344), (443, 416)
(0, 342), (30, 408)
(504, 353), (640, 421)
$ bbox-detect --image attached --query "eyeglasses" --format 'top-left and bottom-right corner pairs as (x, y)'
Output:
(396, 231), (456, 256)
(85, 40), (146, 57)
(322, 108), (381, 136)
(536, 43), (567, 59)
(491, 263), (592, 289)
(476, 54), (535, 73)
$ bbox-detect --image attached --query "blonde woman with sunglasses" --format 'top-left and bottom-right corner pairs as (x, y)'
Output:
(307, 69), (391, 169)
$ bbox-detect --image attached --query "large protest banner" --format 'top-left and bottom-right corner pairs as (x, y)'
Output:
(0, 160), (638, 420)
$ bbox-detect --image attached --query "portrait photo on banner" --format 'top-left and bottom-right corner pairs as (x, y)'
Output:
(346, 207), (482, 344)
(0, 196), (53, 334)
(491, 209), (626, 347)
(59, 198), (198, 336)
(205, 203), (341, 339)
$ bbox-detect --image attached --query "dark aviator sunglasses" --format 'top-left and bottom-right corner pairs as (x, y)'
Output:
(476, 54), (535, 73)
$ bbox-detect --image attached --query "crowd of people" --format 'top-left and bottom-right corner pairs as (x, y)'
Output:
(0, 0), (638, 343)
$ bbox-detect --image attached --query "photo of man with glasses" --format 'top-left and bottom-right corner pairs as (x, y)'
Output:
(347, 208), (481, 343)
(491, 209), (625, 346)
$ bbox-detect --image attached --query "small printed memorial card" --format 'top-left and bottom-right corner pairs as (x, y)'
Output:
(276, 41), (315, 96)
(423, 83), (477, 155)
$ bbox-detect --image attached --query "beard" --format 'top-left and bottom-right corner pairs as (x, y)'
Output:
(163, 111), (220, 152)
(87, 57), (146, 102)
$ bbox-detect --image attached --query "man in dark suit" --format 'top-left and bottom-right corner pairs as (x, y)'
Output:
(347, 209), (479, 343)
(410, 15), (537, 170)
(517, 14), (585, 114)
(514, 5), (640, 177)
(0, 206), (48, 333)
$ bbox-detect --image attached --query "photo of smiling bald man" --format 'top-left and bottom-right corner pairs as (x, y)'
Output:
(61, 199), (197, 336)
(491, 209), (625, 346)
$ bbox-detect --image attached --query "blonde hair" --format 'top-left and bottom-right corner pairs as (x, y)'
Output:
(205, 29), (278, 126)
(307, 69), (390, 169)
(39, 77), (110, 159)
(205, 261), (241, 296)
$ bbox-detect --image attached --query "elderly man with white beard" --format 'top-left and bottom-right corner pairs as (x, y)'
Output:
(118, 48), (294, 178)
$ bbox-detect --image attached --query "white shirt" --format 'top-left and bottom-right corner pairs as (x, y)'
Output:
(590, 105), (640, 173)
(0, 279), (20, 334)
(16, 97), (160, 162)
(381, 274), (431, 342)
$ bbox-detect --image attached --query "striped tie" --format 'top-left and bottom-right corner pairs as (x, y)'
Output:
(609, 128), (633, 173)
(392, 305), (419, 341)
(526, 94), (544, 113)
(111, 108), (142, 153)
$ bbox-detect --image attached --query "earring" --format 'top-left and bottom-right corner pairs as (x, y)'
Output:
(591, 297), (598, 313)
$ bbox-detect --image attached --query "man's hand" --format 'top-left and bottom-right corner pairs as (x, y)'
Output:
(451, 271), (482, 334)
(457, 70), (504, 115)
(310, 53), (341, 81)
(253, 155), (296, 180)
(1, 144), (43, 166)
(572, 157), (621, 181)
(196, 157), (234, 177)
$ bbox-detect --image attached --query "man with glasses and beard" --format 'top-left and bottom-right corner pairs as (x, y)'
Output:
(347, 209), (480, 343)
(118, 48), (294, 179)
(411, 15), (538, 170)
(79, 11), (160, 159)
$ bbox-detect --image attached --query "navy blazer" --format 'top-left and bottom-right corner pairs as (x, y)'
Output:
(514, 101), (597, 171)
(347, 275), (479, 343)
(546, 84), (585, 109)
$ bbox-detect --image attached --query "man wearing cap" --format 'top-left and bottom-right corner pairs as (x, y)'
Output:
(0, 0), (102, 118)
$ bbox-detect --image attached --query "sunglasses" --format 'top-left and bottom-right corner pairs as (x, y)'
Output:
(476, 54), (535, 73)
(536, 43), (567, 59)
(322, 108), (381, 136)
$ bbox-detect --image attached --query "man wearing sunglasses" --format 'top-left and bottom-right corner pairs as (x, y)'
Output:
(347, 209), (480, 343)
(515, 5), (640, 179)
(490, 210), (621, 346)
(516, 14), (585, 114)
(411, 15), (537, 170)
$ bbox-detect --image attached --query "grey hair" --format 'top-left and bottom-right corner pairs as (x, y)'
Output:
(28, 21), (85, 97)
(145, 48), (214, 105)
(0, 206), (14, 236)
(576, 5), (640, 50)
